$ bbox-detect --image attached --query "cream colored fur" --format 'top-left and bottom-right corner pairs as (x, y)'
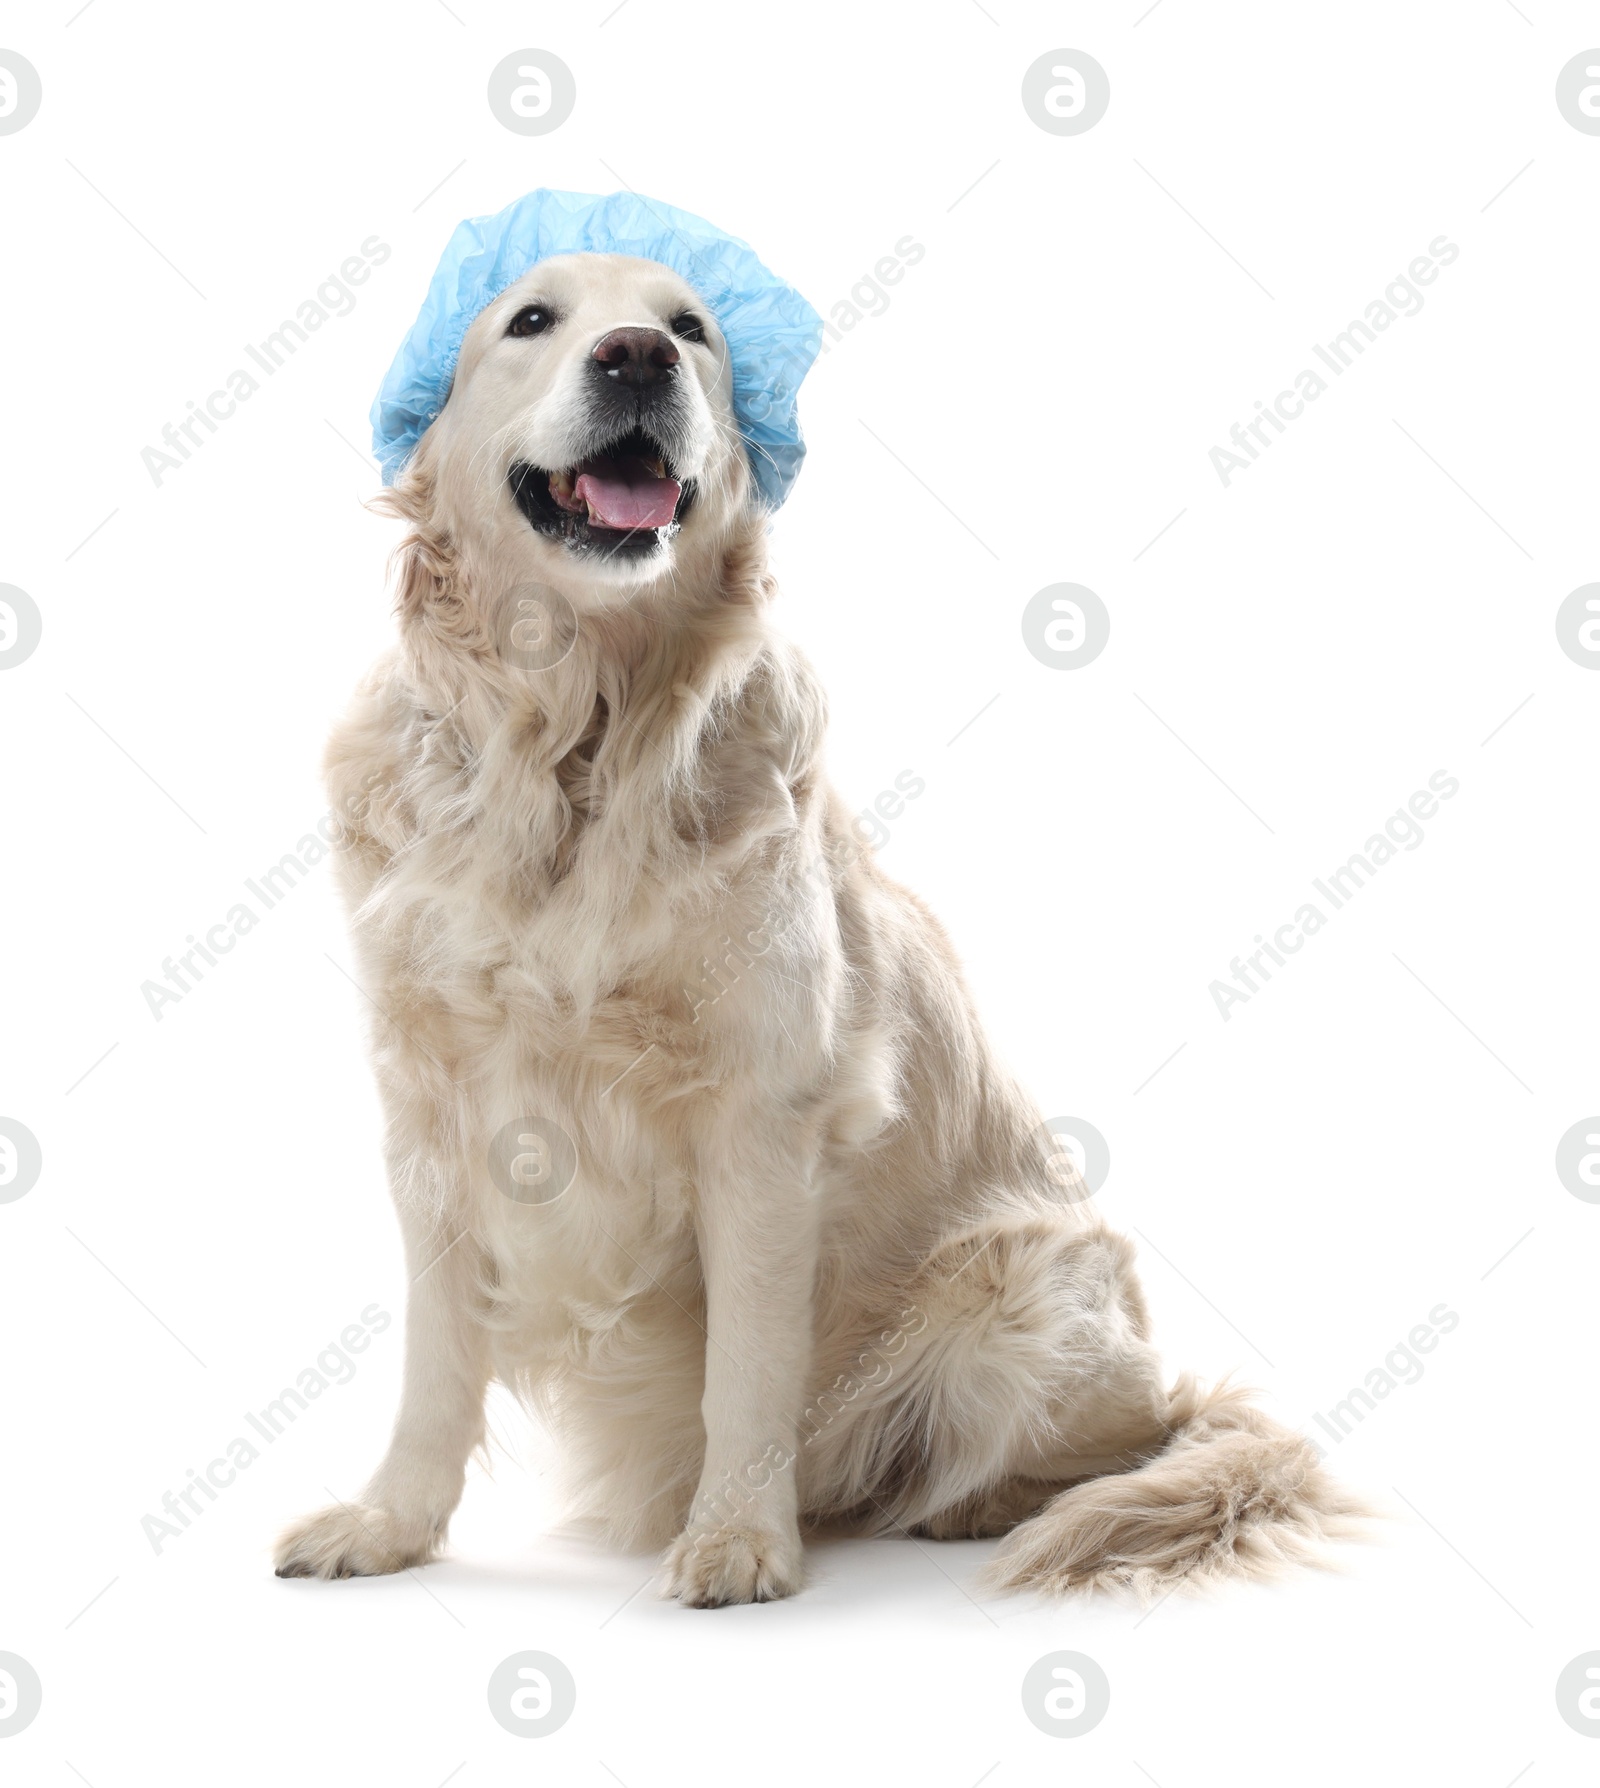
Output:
(274, 251), (1360, 1604)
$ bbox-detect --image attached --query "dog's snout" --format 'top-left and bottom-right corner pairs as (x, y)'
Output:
(591, 327), (680, 386)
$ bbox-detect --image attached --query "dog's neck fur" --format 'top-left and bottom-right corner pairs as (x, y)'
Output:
(380, 462), (778, 749)
(354, 468), (823, 932)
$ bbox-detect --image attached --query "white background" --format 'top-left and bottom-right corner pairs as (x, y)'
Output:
(2, 2), (1596, 1782)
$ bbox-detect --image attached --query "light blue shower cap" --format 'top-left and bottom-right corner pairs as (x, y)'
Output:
(371, 187), (824, 510)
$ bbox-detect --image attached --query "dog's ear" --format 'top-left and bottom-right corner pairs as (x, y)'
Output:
(370, 439), (455, 628)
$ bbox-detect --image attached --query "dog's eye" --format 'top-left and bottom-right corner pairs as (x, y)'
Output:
(506, 305), (555, 338)
(669, 311), (707, 344)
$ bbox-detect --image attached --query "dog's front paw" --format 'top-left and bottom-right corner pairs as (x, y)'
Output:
(660, 1522), (804, 1608)
(273, 1501), (441, 1580)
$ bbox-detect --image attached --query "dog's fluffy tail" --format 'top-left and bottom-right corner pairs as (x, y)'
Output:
(985, 1374), (1368, 1600)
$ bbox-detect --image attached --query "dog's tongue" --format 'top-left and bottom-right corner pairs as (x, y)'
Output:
(574, 458), (681, 530)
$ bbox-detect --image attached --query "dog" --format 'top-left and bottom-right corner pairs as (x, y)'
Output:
(273, 249), (1359, 1605)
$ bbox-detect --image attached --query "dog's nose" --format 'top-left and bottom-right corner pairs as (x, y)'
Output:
(591, 326), (680, 386)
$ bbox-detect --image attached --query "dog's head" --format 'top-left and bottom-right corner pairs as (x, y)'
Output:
(411, 253), (750, 608)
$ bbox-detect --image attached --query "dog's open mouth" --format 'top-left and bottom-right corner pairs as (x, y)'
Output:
(509, 427), (693, 559)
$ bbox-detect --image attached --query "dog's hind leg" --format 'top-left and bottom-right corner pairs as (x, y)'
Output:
(909, 1475), (1056, 1540)
(802, 1210), (1171, 1536)
(813, 1207), (1362, 1595)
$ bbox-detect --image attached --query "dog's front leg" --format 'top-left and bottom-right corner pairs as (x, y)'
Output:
(662, 1122), (819, 1607)
(274, 1192), (489, 1580)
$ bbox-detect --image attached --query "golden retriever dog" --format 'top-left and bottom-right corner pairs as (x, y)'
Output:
(274, 250), (1358, 1604)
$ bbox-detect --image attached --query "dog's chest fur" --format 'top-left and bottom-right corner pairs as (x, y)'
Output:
(325, 626), (843, 1333)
